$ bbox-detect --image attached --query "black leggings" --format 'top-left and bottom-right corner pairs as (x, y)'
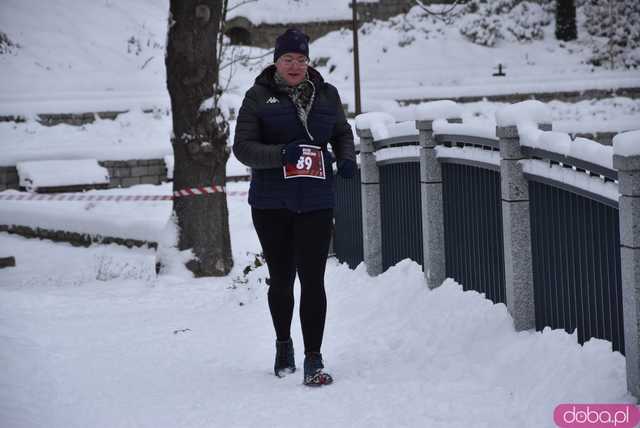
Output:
(252, 208), (333, 354)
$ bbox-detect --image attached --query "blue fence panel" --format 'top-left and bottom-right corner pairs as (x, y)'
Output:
(529, 181), (624, 353)
(442, 162), (506, 304)
(334, 169), (364, 269)
(379, 161), (423, 271)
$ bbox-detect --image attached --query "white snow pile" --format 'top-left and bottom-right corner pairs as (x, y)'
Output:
(522, 159), (619, 202)
(432, 119), (497, 140)
(379, 98), (640, 135)
(356, 101), (466, 142)
(496, 100), (552, 128)
(355, 111), (395, 141)
(0, 229), (633, 427)
(518, 123), (614, 171)
(435, 145), (501, 167)
(17, 159), (109, 191)
(613, 130), (640, 157)
(383, 120), (419, 139)
(0, 184), (173, 242)
(0, 109), (173, 167)
(375, 145), (420, 162)
(415, 100), (463, 121)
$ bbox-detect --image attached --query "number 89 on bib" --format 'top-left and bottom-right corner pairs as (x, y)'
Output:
(283, 145), (326, 180)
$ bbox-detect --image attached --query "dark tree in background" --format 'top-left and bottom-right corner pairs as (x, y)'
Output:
(555, 0), (577, 41)
(165, 0), (233, 276)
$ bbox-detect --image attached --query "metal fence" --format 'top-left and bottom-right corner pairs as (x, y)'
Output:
(338, 111), (639, 395)
(380, 161), (423, 270)
(334, 169), (363, 268)
(529, 180), (624, 352)
(442, 162), (506, 304)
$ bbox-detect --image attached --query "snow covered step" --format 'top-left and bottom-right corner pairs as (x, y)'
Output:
(16, 159), (110, 193)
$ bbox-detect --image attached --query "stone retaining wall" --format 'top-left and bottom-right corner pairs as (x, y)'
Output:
(0, 158), (168, 191)
(356, 0), (415, 22)
(0, 166), (18, 191)
(227, 0), (428, 48)
(0, 224), (157, 249)
(101, 159), (167, 188)
(236, 20), (352, 49)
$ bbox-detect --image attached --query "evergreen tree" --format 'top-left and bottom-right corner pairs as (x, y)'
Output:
(555, 0), (577, 41)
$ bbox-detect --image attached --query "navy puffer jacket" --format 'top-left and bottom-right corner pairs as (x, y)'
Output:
(233, 65), (356, 213)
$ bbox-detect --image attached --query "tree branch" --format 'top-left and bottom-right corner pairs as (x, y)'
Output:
(414, 0), (464, 20)
(227, 0), (258, 13)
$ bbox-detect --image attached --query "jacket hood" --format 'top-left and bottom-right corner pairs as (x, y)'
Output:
(255, 64), (325, 89)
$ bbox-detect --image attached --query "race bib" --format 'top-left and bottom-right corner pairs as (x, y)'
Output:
(283, 145), (326, 180)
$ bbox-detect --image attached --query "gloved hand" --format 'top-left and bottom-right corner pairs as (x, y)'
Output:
(337, 159), (357, 179)
(282, 141), (303, 165)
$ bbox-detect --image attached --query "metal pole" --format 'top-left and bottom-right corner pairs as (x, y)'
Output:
(352, 0), (362, 115)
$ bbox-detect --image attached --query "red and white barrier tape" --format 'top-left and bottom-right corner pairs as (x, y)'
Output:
(0, 188), (248, 202)
(173, 185), (225, 198)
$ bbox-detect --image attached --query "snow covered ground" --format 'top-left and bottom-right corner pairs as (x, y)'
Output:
(0, 180), (633, 428)
(2, 0), (639, 116)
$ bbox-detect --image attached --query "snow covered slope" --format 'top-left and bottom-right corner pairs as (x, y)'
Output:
(1, 0), (638, 115)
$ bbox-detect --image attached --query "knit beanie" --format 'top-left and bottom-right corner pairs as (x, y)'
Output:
(273, 28), (310, 63)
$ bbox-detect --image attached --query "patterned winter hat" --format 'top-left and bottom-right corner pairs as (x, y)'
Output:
(274, 28), (310, 62)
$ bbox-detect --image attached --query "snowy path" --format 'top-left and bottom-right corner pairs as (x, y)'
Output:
(0, 189), (632, 428)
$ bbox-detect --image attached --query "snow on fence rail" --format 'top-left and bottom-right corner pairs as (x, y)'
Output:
(334, 100), (640, 398)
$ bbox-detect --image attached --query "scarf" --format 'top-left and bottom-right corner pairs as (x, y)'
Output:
(274, 71), (316, 141)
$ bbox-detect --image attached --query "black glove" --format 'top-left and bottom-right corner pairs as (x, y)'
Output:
(282, 142), (303, 165)
(337, 159), (357, 179)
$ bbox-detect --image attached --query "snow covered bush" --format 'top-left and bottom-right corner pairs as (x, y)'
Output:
(0, 31), (18, 55)
(460, 0), (553, 47)
(582, 0), (640, 68)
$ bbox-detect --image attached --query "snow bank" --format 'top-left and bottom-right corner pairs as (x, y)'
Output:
(613, 130), (640, 157)
(519, 123), (614, 171)
(17, 159), (110, 191)
(375, 146), (420, 162)
(570, 137), (614, 170)
(522, 159), (619, 202)
(415, 100), (462, 121)
(385, 121), (418, 139)
(0, 184), (173, 242)
(496, 100), (551, 127)
(355, 112), (395, 141)
(435, 146), (501, 166)
(432, 119), (497, 140)
(0, 110), (172, 166)
(0, 177), (632, 428)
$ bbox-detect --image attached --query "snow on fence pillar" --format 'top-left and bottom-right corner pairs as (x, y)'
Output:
(356, 113), (393, 276)
(613, 130), (640, 398)
(496, 101), (551, 331)
(416, 101), (462, 289)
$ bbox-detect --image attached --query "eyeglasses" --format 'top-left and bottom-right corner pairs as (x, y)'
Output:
(279, 56), (309, 66)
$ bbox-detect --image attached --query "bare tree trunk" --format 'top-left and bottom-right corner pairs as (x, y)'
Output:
(165, 0), (233, 277)
(556, 0), (577, 41)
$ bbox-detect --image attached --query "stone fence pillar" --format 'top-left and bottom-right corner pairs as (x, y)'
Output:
(497, 123), (550, 331)
(416, 118), (459, 289)
(357, 127), (382, 276)
(614, 150), (640, 397)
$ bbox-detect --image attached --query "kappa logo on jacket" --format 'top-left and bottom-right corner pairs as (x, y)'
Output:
(266, 97), (279, 104)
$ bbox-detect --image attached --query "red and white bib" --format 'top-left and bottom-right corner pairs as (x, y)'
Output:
(283, 145), (326, 180)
